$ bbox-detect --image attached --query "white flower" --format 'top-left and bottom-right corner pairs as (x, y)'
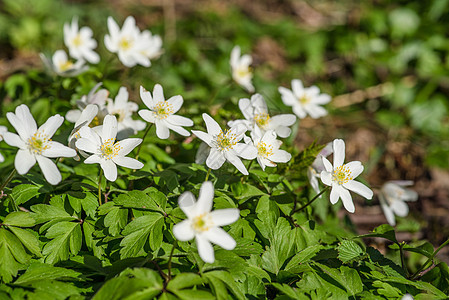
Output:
(40, 50), (87, 77)
(320, 139), (373, 213)
(278, 79), (331, 119)
(192, 113), (257, 175)
(173, 181), (239, 263)
(379, 181), (418, 226)
(401, 294), (414, 300)
(3, 105), (76, 185)
(105, 86), (146, 138)
(68, 104), (99, 159)
(104, 16), (151, 67)
(75, 115), (144, 181)
(0, 126), (8, 163)
(66, 82), (110, 124)
(228, 93), (296, 138)
(247, 127), (291, 170)
(64, 17), (100, 64)
(139, 30), (163, 62)
(307, 142), (333, 194)
(230, 46), (254, 93)
(138, 84), (193, 139)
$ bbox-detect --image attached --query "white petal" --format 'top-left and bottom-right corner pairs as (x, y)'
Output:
(320, 171), (332, 186)
(7, 107), (34, 140)
(102, 115), (118, 141)
(112, 156), (143, 169)
(292, 105), (307, 119)
(278, 87), (297, 106)
(116, 138), (142, 156)
(167, 115), (193, 127)
(196, 234), (215, 263)
(305, 105), (327, 119)
(165, 122), (190, 137)
(379, 195), (396, 226)
(270, 114), (296, 128)
(269, 150), (291, 163)
(152, 84), (165, 104)
(114, 87), (129, 107)
(329, 185), (340, 204)
(155, 120), (170, 139)
(225, 151), (248, 175)
(206, 148), (226, 170)
(76, 137), (99, 154)
(166, 95), (183, 114)
(233, 143), (257, 160)
(140, 86), (154, 109)
(339, 187), (355, 213)
(274, 126), (292, 138)
(210, 208), (240, 226)
(343, 180), (373, 200)
(195, 181), (214, 215)
(202, 113), (221, 136)
(36, 155), (61, 185)
(251, 94), (268, 114)
(15, 149), (36, 174)
(203, 227), (236, 250)
(3, 132), (26, 149)
(138, 110), (156, 123)
(74, 104), (99, 128)
(84, 155), (101, 164)
(192, 130), (214, 146)
(101, 159), (117, 181)
(178, 191), (197, 218)
(38, 115), (64, 138)
(333, 139), (345, 168)
(391, 200), (409, 217)
(238, 98), (253, 120)
(345, 161), (364, 179)
(321, 156), (333, 172)
(291, 79), (304, 97)
(173, 220), (195, 241)
(42, 142), (76, 158)
(195, 142), (210, 164)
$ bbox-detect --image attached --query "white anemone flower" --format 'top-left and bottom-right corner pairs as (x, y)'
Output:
(307, 142), (333, 194)
(3, 105), (76, 185)
(0, 126), (8, 163)
(228, 93), (296, 138)
(139, 30), (163, 63)
(75, 115), (143, 182)
(192, 113), (257, 175)
(66, 82), (110, 124)
(68, 104), (99, 160)
(379, 181), (418, 226)
(173, 181), (239, 263)
(230, 46), (255, 93)
(278, 79), (331, 119)
(247, 127), (291, 170)
(105, 86), (146, 138)
(40, 50), (87, 77)
(104, 16), (151, 67)
(320, 139), (373, 213)
(138, 84), (193, 139)
(64, 17), (100, 64)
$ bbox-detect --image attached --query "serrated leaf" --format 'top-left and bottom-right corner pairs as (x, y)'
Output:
(114, 189), (167, 213)
(14, 262), (81, 284)
(8, 227), (41, 257)
(31, 204), (76, 225)
(3, 212), (36, 227)
(9, 184), (42, 205)
(285, 244), (324, 272)
(203, 270), (246, 300)
(0, 228), (29, 282)
(167, 273), (203, 290)
(355, 224), (398, 244)
(102, 204), (128, 236)
(42, 221), (81, 264)
(338, 240), (364, 263)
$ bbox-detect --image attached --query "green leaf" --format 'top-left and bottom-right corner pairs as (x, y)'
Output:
(167, 273), (203, 290)
(114, 189), (167, 213)
(42, 221), (81, 264)
(337, 240), (365, 263)
(203, 270), (246, 300)
(8, 227), (41, 257)
(0, 228), (29, 282)
(100, 203), (128, 236)
(9, 184), (42, 205)
(3, 212), (36, 227)
(31, 204), (75, 225)
(355, 224), (398, 244)
(285, 244), (324, 272)
(120, 213), (164, 259)
(14, 262), (81, 284)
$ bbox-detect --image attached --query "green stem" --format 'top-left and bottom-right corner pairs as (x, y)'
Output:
(205, 168), (211, 182)
(167, 241), (177, 280)
(0, 169), (16, 193)
(98, 169), (103, 206)
(135, 123), (153, 161)
(410, 238), (449, 280)
(399, 242), (409, 277)
(246, 160), (254, 172)
(292, 186), (329, 214)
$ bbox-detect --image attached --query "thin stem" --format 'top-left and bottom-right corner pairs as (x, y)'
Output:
(399, 242), (409, 277)
(410, 238), (449, 280)
(246, 160), (254, 172)
(135, 123), (153, 161)
(205, 168), (211, 182)
(0, 169), (16, 193)
(167, 241), (177, 280)
(98, 169), (103, 206)
(292, 186), (329, 214)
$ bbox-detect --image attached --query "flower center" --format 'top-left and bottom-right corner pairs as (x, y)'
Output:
(332, 164), (353, 185)
(299, 95), (310, 105)
(89, 116), (101, 127)
(119, 37), (133, 51)
(100, 138), (122, 160)
(27, 132), (51, 155)
(113, 110), (126, 122)
(154, 102), (173, 119)
(254, 113), (270, 129)
(192, 214), (212, 232)
(58, 60), (74, 72)
(215, 130), (238, 151)
(257, 141), (273, 158)
(72, 34), (82, 47)
(235, 66), (251, 79)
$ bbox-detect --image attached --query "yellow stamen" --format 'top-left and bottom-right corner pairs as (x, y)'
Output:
(254, 113), (270, 129)
(119, 37), (133, 51)
(215, 130), (238, 151)
(100, 138), (122, 160)
(236, 66), (251, 78)
(154, 102), (174, 119)
(72, 34), (82, 47)
(59, 61), (74, 71)
(192, 214), (212, 232)
(27, 132), (51, 155)
(333, 164), (353, 185)
(299, 95), (310, 105)
(257, 141), (273, 158)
